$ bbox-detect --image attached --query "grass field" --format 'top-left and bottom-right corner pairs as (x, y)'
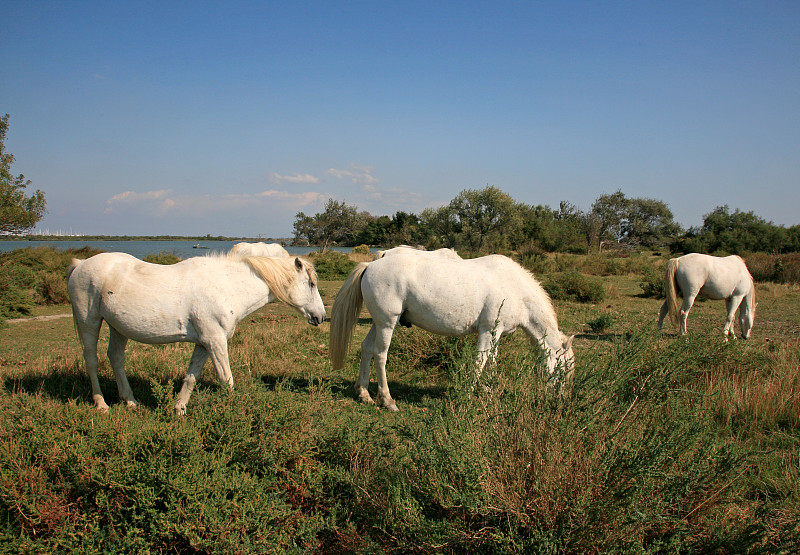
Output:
(1, 255), (799, 553)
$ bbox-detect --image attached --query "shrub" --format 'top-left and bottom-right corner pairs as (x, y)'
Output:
(587, 313), (615, 333)
(544, 271), (606, 303)
(34, 271), (70, 305)
(352, 244), (370, 256)
(142, 251), (182, 265)
(308, 250), (356, 280)
(517, 243), (555, 274)
(640, 263), (666, 298)
(746, 252), (800, 284)
(0, 246), (103, 319)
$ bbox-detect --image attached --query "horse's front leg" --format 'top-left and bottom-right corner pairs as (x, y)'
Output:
(174, 344), (210, 415)
(657, 300), (669, 331)
(107, 326), (137, 408)
(355, 326), (377, 405)
(475, 329), (500, 389)
(723, 295), (744, 341)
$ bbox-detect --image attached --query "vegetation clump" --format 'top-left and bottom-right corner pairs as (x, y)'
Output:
(544, 270), (606, 303)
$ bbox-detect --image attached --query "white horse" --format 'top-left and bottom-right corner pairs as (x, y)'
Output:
(657, 253), (756, 339)
(330, 250), (575, 411)
(373, 245), (461, 260)
(230, 242), (290, 257)
(67, 252), (326, 414)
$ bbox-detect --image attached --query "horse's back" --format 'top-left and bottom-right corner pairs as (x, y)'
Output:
(362, 253), (539, 335)
(677, 253), (751, 297)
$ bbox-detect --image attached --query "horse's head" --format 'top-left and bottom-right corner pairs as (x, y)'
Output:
(543, 333), (575, 385)
(287, 257), (326, 326)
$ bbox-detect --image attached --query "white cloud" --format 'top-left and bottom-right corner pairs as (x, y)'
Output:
(104, 188), (326, 217)
(326, 164), (378, 192)
(104, 189), (174, 214)
(268, 172), (320, 185)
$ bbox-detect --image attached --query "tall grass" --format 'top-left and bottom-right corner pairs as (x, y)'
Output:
(1, 248), (798, 552)
(1, 320), (797, 552)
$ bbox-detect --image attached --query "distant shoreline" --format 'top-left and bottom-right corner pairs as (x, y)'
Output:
(0, 235), (294, 243)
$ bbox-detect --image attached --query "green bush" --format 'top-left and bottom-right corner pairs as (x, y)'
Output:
(352, 244), (370, 256)
(544, 271), (606, 303)
(308, 250), (356, 280)
(34, 271), (71, 305)
(640, 263), (666, 298)
(587, 313), (615, 333)
(142, 251), (182, 265)
(746, 252), (800, 284)
(0, 246), (103, 319)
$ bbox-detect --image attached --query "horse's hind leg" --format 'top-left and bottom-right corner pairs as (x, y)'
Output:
(174, 344), (210, 415)
(680, 293), (698, 335)
(355, 326), (377, 405)
(371, 323), (399, 412)
(107, 326), (137, 407)
(79, 320), (109, 411)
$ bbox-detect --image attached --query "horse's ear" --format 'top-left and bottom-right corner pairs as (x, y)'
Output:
(294, 257), (303, 270)
(563, 335), (575, 350)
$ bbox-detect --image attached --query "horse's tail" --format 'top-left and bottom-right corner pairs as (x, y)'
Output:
(330, 262), (369, 370)
(665, 258), (681, 326)
(66, 259), (84, 343)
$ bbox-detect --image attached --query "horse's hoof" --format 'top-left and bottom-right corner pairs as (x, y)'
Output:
(356, 391), (375, 405)
(174, 404), (187, 416)
(385, 403), (399, 412)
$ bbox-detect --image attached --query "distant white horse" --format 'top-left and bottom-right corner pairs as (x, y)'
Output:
(330, 250), (574, 411)
(657, 253), (756, 339)
(67, 252), (326, 414)
(373, 245), (461, 260)
(230, 242), (289, 257)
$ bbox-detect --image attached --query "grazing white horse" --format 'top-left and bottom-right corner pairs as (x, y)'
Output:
(330, 250), (575, 411)
(67, 252), (326, 414)
(230, 242), (290, 257)
(657, 253), (756, 339)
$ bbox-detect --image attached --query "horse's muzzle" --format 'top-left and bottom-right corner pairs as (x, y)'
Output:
(308, 314), (325, 326)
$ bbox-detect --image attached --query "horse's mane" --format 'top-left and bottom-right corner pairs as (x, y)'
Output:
(505, 257), (560, 332)
(232, 254), (316, 305)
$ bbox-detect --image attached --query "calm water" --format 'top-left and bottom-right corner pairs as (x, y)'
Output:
(0, 240), (356, 259)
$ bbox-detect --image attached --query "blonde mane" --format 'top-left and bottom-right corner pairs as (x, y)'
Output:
(237, 255), (317, 306)
(514, 260), (559, 332)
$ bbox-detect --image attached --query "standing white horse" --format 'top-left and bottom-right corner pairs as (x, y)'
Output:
(657, 253), (756, 339)
(67, 252), (326, 414)
(230, 242), (290, 257)
(330, 250), (574, 411)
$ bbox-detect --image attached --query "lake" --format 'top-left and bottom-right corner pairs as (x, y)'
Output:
(0, 240), (359, 259)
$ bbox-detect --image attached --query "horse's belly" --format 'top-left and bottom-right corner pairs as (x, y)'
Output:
(402, 306), (479, 336)
(101, 298), (192, 344)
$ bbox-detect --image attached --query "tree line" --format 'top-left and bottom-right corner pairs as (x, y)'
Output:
(293, 186), (800, 255)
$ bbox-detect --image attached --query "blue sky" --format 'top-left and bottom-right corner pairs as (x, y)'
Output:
(2, 1), (798, 237)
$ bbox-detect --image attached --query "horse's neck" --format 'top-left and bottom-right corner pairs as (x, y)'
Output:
(222, 260), (276, 315)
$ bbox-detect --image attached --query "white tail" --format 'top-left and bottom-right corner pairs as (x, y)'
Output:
(329, 262), (369, 370)
(664, 258), (681, 326)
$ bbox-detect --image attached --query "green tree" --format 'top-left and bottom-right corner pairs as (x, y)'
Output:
(621, 197), (681, 248)
(292, 198), (360, 252)
(1, 115), (46, 234)
(448, 186), (521, 252)
(673, 205), (791, 255)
